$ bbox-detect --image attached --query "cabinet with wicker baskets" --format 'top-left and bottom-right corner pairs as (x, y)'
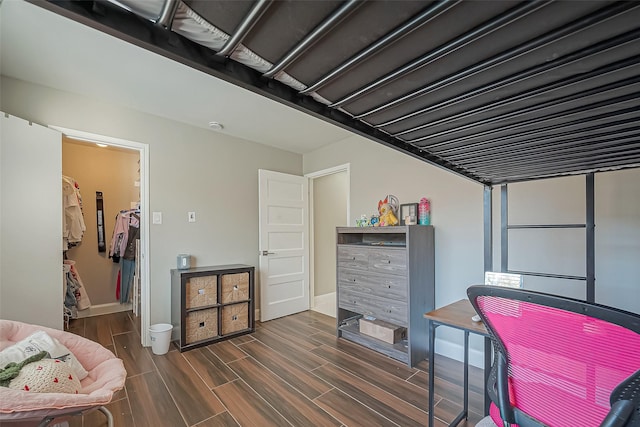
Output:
(171, 264), (255, 352)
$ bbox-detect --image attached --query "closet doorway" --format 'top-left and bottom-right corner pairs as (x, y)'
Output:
(54, 126), (151, 346)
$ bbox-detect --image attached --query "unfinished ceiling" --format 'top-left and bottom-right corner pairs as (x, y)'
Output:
(35, 0), (640, 185)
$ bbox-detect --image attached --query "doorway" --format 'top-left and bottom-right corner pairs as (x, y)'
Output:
(53, 126), (151, 346)
(307, 164), (350, 317)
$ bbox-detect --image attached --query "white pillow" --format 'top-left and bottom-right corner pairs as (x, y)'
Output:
(0, 331), (89, 380)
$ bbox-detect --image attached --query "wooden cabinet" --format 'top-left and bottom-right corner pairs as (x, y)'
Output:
(171, 264), (254, 352)
(336, 226), (434, 367)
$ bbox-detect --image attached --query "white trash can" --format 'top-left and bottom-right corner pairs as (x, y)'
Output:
(149, 323), (173, 355)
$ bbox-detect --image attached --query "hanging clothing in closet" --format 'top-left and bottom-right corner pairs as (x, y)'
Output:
(109, 209), (140, 304)
(62, 175), (86, 250)
(63, 259), (92, 319)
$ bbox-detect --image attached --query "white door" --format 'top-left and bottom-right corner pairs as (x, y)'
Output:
(1, 114), (63, 329)
(259, 169), (309, 321)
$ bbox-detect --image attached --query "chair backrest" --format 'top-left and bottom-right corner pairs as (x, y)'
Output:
(468, 285), (640, 427)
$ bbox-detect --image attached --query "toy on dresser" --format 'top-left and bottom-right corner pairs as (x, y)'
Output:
(378, 195), (399, 226)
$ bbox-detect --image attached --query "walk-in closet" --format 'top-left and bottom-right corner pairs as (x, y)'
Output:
(62, 136), (141, 324)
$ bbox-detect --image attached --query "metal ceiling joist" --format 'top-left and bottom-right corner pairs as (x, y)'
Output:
(358, 1), (640, 122)
(451, 126), (640, 163)
(461, 137), (640, 168)
(413, 92), (640, 146)
(472, 152), (640, 175)
(299, 0), (459, 95)
(262, 0), (363, 79)
(35, 0), (640, 186)
(156, 0), (177, 28)
(395, 58), (640, 137)
(328, 0), (548, 109)
(434, 112), (640, 155)
(216, 0), (272, 57)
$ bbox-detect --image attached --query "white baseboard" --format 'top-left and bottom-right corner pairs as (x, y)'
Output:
(435, 337), (485, 369)
(76, 302), (132, 319)
(312, 292), (336, 317)
(255, 308), (261, 322)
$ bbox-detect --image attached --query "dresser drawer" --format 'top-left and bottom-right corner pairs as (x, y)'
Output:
(368, 249), (407, 275)
(339, 289), (408, 326)
(337, 246), (369, 270)
(338, 268), (407, 301)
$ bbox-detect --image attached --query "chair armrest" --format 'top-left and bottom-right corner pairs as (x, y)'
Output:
(496, 352), (516, 425)
(599, 400), (634, 427)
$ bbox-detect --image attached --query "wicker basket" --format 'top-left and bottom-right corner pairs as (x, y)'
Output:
(221, 273), (249, 304)
(221, 303), (249, 335)
(185, 275), (217, 309)
(185, 308), (218, 344)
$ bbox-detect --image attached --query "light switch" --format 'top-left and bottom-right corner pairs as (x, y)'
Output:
(188, 212), (196, 222)
(152, 211), (162, 225)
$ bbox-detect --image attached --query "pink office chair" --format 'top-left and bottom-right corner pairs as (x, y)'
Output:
(468, 285), (640, 427)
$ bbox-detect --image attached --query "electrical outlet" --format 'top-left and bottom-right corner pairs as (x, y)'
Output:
(188, 212), (196, 222)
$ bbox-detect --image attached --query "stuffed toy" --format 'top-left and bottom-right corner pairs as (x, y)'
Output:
(378, 196), (399, 226)
(1, 348), (83, 394)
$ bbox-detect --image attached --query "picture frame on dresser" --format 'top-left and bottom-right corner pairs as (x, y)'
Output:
(399, 203), (418, 226)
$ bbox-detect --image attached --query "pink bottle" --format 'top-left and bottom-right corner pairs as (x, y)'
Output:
(418, 198), (430, 225)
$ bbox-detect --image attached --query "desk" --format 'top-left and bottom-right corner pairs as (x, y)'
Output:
(424, 299), (491, 427)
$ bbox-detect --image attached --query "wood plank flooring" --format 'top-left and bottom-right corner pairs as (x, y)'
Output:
(64, 310), (485, 427)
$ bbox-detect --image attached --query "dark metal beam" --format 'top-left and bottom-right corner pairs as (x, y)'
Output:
(469, 150), (640, 175)
(262, 0), (363, 79)
(433, 110), (640, 156)
(501, 185), (508, 273)
(300, 0), (458, 95)
(216, 0), (272, 57)
(357, 2), (640, 122)
(329, 0), (548, 108)
(586, 173), (595, 303)
(469, 156), (640, 180)
(484, 185), (493, 275)
(404, 77), (640, 143)
(411, 92), (640, 146)
(459, 135), (640, 168)
(507, 270), (587, 281)
(486, 163), (640, 185)
(33, 0), (488, 186)
(508, 224), (585, 229)
(446, 122), (640, 161)
(393, 55), (640, 137)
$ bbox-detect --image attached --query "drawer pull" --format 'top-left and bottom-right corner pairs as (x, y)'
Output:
(352, 278), (357, 282)
(385, 260), (391, 264)
(232, 315), (238, 321)
(233, 285), (238, 290)
(199, 322), (205, 328)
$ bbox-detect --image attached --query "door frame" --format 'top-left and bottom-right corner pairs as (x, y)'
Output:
(305, 163), (350, 310)
(51, 126), (151, 346)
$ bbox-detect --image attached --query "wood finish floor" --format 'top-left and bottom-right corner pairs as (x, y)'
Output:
(65, 311), (485, 427)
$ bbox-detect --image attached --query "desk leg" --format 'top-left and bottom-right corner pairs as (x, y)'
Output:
(463, 330), (469, 418)
(484, 336), (492, 415)
(428, 320), (436, 427)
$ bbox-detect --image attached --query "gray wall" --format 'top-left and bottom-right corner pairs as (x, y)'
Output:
(492, 172), (640, 314)
(1, 76), (302, 329)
